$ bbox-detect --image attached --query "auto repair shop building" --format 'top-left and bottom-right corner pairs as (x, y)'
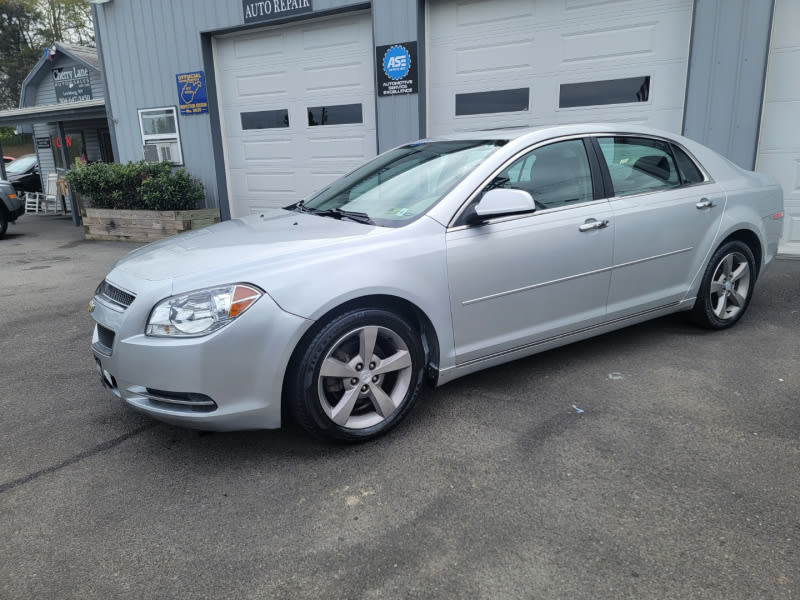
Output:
(90, 0), (799, 254)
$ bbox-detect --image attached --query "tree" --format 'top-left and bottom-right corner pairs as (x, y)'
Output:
(0, 0), (93, 110)
(0, 1), (40, 109)
(38, 0), (94, 46)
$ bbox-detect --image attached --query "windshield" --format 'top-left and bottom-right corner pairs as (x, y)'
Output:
(296, 140), (505, 226)
(6, 155), (36, 174)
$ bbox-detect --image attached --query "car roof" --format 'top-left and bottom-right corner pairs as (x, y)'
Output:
(433, 123), (678, 143)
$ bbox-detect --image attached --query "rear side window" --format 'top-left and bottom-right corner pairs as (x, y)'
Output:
(597, 136), (680, 197)
(671, 145), (705, 184)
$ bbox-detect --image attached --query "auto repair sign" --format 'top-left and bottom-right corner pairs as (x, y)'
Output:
(243, 0), (312, 24)
(376, 41), (418, 96)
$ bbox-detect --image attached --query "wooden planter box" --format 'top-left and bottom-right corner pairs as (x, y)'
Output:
(81, 208), (220, 242)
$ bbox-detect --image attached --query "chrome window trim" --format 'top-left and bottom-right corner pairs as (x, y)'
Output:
(601, 179), (716, 203)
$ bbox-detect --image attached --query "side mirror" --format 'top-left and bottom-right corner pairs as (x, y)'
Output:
(472, 188), (536, 221)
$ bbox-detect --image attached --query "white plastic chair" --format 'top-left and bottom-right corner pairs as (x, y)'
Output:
(24, 173), (59, 214)
(24, 190), (45, 213)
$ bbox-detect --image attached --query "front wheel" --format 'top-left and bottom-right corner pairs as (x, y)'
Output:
(689, 240), (756, 329)
(0, 210), (8, 239)
(287, 308), (425, 442)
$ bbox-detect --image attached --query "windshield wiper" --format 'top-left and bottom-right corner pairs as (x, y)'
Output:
(286, 200), (374, 224)
(310, 207), (374, 225)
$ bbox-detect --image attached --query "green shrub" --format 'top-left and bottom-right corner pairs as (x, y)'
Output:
(140, 169), (205, 211)
(65, 160), (204, 211)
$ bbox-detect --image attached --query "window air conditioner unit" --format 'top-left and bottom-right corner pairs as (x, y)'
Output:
(143, 141), (179, 163)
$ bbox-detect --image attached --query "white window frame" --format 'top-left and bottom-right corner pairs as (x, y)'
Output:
(138, 106), (183, 165)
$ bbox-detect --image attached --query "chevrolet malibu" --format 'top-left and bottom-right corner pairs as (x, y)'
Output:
(89, 124), (784, 441)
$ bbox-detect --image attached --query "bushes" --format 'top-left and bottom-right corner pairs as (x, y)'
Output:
(0, 128), (32, 147)
(65, 160), (204, 211)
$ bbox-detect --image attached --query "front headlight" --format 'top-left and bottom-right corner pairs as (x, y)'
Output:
(146, 284), (262, 337)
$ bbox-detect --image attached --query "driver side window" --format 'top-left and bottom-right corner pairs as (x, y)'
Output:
(490, 139), (593, 210)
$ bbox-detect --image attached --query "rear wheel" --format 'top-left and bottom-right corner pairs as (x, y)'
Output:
(689, 240), (756, 329)
(288, 308), (425, 442)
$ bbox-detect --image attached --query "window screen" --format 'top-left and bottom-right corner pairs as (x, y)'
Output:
(455, 88), (529, 116)
(138, 106), (183, 164)
(559, 76), (650, 108)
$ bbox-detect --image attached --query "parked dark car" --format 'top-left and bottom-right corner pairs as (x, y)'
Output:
(0, 179), (24, 238)
(6, 154), (42, 194)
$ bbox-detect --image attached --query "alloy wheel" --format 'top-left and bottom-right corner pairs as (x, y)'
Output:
(317, 325), (413, 429)
(709, 251), (751, 321)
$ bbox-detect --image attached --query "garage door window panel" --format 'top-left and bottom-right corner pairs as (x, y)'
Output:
(490, 139), (593, 210)
(559, 76), (651, 109)
(598, 137), (680, 197)
(241, 109), (289, 130)
(455, 88), (529, 116)
(307, 104), (363, 126)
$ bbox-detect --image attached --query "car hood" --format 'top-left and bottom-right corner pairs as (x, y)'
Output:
(112, 209), (382, 283)
(5, 172), (28, 183)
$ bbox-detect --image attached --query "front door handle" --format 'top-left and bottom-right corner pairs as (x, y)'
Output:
(579, 218), (610, 232)
(696, 198), (715, 209)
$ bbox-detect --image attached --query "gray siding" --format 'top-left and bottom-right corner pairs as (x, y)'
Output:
(93, 0), (382, 210)
(26, 57), (105, 108)
(683, 0), (774, 169)
(372, 0), (424, 152)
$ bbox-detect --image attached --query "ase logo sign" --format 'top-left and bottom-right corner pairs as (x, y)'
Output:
(383, 45), (411, 81)
(376, 42), (418, 96)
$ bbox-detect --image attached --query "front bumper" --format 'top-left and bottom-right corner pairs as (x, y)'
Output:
(90, 284), (313, 431)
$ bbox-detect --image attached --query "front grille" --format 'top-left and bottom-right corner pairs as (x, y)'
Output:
(97, 280), (136, 309)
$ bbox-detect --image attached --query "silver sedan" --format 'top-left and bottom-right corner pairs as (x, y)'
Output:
(89, 124), (784, 441)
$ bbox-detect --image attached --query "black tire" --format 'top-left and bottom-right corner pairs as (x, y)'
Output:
(689, 240), (756, 329)
(287, 308), (425, 442)
(0, 209), (8, 239)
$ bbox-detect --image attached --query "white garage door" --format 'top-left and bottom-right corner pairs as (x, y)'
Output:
(214, 12), (376, 217)
(756, 0), (800, 255)
(427, 0), (693, 136)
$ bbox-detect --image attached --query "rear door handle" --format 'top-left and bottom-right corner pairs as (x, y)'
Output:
(696, 198), (715, 209)
(579, 218), (610, 232)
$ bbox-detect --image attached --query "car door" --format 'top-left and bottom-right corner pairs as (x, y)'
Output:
(446, 138), (614, 365)
(593, 136), (726, 319)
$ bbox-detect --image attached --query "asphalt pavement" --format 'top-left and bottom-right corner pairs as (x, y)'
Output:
(1, 214), (798, 599)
